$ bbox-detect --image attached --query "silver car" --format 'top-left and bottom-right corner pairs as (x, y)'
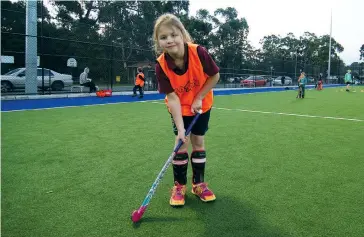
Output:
(1, 68), (73, 92)
(273, 76), (292, 86)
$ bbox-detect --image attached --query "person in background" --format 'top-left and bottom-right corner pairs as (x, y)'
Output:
(132, 67), (145, 98)
(344, 69), (352, 92)
(79, 67), (97, 93)
(297, 72), (307, 98)
(281, 76), (285, 86)
(317, 73), (323, 90)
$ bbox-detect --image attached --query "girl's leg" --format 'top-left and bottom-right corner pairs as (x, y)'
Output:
(190, 134), (216, 202)
(169, 136), (190, 206)
(190, 135), (205, 184)
(172, 135), (190, 184)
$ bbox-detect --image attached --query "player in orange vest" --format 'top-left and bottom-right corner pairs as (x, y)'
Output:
(153, 13), (220, 206)
(316, 73), (323, 90)
(132, 67), (145, 98)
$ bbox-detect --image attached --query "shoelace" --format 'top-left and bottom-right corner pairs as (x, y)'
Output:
(172, 184), (185, 197)
(195, 183), (210, 194)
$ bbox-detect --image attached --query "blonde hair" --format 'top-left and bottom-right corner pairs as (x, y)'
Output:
(299, 72), (305, 80)
(152, 13), (193, 55)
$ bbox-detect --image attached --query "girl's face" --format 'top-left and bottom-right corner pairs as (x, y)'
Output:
(157, 24), (184, 58)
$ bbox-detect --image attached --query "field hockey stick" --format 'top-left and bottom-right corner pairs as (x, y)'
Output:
(131, 110), (202, 223)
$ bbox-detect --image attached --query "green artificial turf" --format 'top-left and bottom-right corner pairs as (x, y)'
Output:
(2, 87), (364, 237)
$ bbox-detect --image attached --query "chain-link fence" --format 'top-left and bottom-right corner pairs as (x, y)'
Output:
(1, 1), (158, 95)
(1, 1), (362, 96)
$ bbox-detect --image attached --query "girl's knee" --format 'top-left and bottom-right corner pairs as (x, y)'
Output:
(179, 147), (189, 153)
(191, 135), (205, 150)
(175, 137), (189, 152)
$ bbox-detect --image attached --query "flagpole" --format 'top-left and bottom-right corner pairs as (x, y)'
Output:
(327, 9), (332, 81)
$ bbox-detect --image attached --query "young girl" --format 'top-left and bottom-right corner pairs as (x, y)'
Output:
(344, 69), (352, 92)
(297, 72), (307, 98)
(317, 73), (323, 90)
(153, 13), (220, 206)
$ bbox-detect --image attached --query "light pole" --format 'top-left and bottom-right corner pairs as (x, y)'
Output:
(327, 9), (332, 83)
(295, 48), (298, 82)
(270, 66), (274, 87)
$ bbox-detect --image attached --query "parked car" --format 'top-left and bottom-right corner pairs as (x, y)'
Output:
(354, 79), (361, 85)
(327, 76), (338, 84)
(227, 77), (242, 83)
(240, 76), (267, 87)
(273, 76), (292, 86)
(1, 68), (73, 92)
(263, 76), (275, 82)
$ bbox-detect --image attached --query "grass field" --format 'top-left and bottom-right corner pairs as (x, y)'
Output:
(2, 87), (364, 237)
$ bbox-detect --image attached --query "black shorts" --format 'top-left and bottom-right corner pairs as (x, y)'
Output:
(170, 109), (211, 136)
(346, 82), (351, 85)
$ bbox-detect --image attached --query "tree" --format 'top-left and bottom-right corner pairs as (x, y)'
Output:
(259, 33), (298, 74)
(98, 1), (190, 80)
(52, 0), (101, 33)
(209, 7), (250, 70)
(2, 0), (350, 86)
(183, 9), (214, 49)
(1, 0), (27, 70)
(258, 32), (345, 78)
(1, 0), (53, 70)
(360, 44), (364, 60)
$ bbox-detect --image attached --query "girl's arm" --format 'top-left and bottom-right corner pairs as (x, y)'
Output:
(167, 92), (184, 132)
(195, 72), (220, 100)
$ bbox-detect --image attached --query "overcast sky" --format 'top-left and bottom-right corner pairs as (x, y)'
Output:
(189, 0), (364, 65)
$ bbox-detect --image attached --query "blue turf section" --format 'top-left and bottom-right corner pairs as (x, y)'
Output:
(1, 85), (343, 112)
(1, 93), (165, 111)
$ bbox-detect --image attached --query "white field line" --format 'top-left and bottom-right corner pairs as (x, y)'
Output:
(148, 101), (363, 122)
